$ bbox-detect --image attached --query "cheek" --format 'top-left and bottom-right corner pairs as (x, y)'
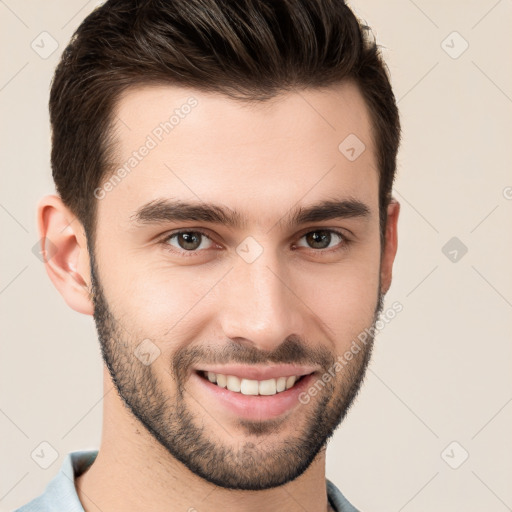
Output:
(296, 249), (381, 346)
(105, 265), (218, 344)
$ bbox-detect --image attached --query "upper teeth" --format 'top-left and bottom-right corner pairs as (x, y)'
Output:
(204, 371), (301, 395)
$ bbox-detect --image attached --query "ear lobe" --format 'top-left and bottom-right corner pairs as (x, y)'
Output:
(37, 195), (94, 316)
(380, 198), (400, 295)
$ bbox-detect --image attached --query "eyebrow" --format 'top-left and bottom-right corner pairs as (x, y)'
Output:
(130, 197), (371, 230)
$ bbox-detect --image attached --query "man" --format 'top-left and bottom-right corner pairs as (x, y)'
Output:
(17, 0), (400, 510)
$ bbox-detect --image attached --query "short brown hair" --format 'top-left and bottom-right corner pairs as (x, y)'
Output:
(49, 0), (400, 247)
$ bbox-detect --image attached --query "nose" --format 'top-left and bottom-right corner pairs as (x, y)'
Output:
(217, 248), (305, 353)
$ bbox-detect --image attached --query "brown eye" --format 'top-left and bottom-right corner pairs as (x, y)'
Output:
(164, 231), (214, 252)
(297, 230), (345, 250)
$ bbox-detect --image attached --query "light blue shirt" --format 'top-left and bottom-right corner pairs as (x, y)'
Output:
(14, 450), (360, 512)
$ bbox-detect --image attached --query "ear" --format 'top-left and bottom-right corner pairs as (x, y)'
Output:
(380, 198), (400, 295)
(36, 195), (94, 315)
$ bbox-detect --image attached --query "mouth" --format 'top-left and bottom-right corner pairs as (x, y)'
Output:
(191, 369), (317, 421)
(195, 370), (309, 396)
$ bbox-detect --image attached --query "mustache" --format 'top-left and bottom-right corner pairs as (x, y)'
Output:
(172, 335), (335, 385)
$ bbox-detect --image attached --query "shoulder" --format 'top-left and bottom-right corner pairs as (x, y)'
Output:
(326, 478), (361, 512)
(13, 450), (98, 512)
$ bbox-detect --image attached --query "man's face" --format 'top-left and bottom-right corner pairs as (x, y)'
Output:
(89, 82), (389, 490)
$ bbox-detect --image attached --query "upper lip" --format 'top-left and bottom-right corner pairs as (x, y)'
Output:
(194, 364), (318, 381)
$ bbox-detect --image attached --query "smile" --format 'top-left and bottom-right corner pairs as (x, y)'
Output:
(198, 370), (306, 396)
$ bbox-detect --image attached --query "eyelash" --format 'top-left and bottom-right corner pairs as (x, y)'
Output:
(159, 228), (351, 258)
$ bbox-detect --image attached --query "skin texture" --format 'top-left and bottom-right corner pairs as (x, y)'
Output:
(38, 81), (399, 512)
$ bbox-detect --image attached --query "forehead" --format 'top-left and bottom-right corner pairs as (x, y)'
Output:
(99, 82), (378, 230)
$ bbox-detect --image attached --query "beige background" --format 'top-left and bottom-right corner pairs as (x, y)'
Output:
(1, 1), (511, 510)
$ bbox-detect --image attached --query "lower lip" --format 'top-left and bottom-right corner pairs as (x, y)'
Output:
(192, 371), (316, 421)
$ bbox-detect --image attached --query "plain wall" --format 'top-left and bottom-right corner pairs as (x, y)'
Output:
(1, 1), (511, 510)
